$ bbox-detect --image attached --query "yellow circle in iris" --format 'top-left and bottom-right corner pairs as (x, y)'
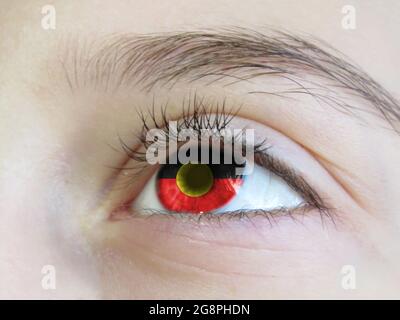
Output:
(176, 163), (214, 197)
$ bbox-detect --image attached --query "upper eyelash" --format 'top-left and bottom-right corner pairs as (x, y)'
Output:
(118, 94), (269, 165)
(141, 94), (239, 135)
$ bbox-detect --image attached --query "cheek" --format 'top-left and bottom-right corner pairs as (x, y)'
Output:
(89, 212), (378, 298)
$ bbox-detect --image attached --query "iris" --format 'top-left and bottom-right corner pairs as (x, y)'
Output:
(156, 152), (244, 213)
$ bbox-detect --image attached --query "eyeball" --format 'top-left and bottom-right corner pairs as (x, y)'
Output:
(133, 160), (304, 215)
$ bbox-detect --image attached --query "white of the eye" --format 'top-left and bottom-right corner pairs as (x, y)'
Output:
(215, 164), (303, 213)
(133, 172), (164, 212)
(133, 164), (304, 214)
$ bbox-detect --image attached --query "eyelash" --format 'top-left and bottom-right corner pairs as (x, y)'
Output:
(119, 96), (267, 163)
(113, 95), (333, 223)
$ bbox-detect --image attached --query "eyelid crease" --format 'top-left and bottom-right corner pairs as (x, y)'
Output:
(305, 146), (370, 212)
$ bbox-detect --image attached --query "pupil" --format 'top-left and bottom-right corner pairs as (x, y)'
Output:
(176, 163), (214, 197)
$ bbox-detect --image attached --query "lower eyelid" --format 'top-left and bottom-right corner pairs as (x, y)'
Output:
(130, 242), (306, 278)
(101, 211), (340, 278)
(115, 203), (331, 232)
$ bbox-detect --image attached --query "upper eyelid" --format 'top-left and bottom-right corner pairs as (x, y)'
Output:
(60, 27), (400, 132)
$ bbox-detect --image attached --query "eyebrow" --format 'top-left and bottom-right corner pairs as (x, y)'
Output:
(61, 27), (400, 131)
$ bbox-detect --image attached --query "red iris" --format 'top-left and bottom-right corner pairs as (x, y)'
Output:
(157, 178), (243, 213)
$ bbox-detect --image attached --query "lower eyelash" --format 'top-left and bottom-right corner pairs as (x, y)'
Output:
(115, 204), (334, 228)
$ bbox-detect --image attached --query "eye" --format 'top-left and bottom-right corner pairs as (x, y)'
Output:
(133, 148), (304, 215)
(109, 98), (330, 221)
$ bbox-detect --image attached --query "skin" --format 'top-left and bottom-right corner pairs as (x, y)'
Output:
(0, 0), (400, 299)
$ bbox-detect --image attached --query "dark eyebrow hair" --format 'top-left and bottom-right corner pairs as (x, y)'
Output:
(61, 27), (400, 131)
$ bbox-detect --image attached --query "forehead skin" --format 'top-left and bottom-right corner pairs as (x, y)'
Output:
(1, 0), (399, 92)
(0, 0), (400, 299)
